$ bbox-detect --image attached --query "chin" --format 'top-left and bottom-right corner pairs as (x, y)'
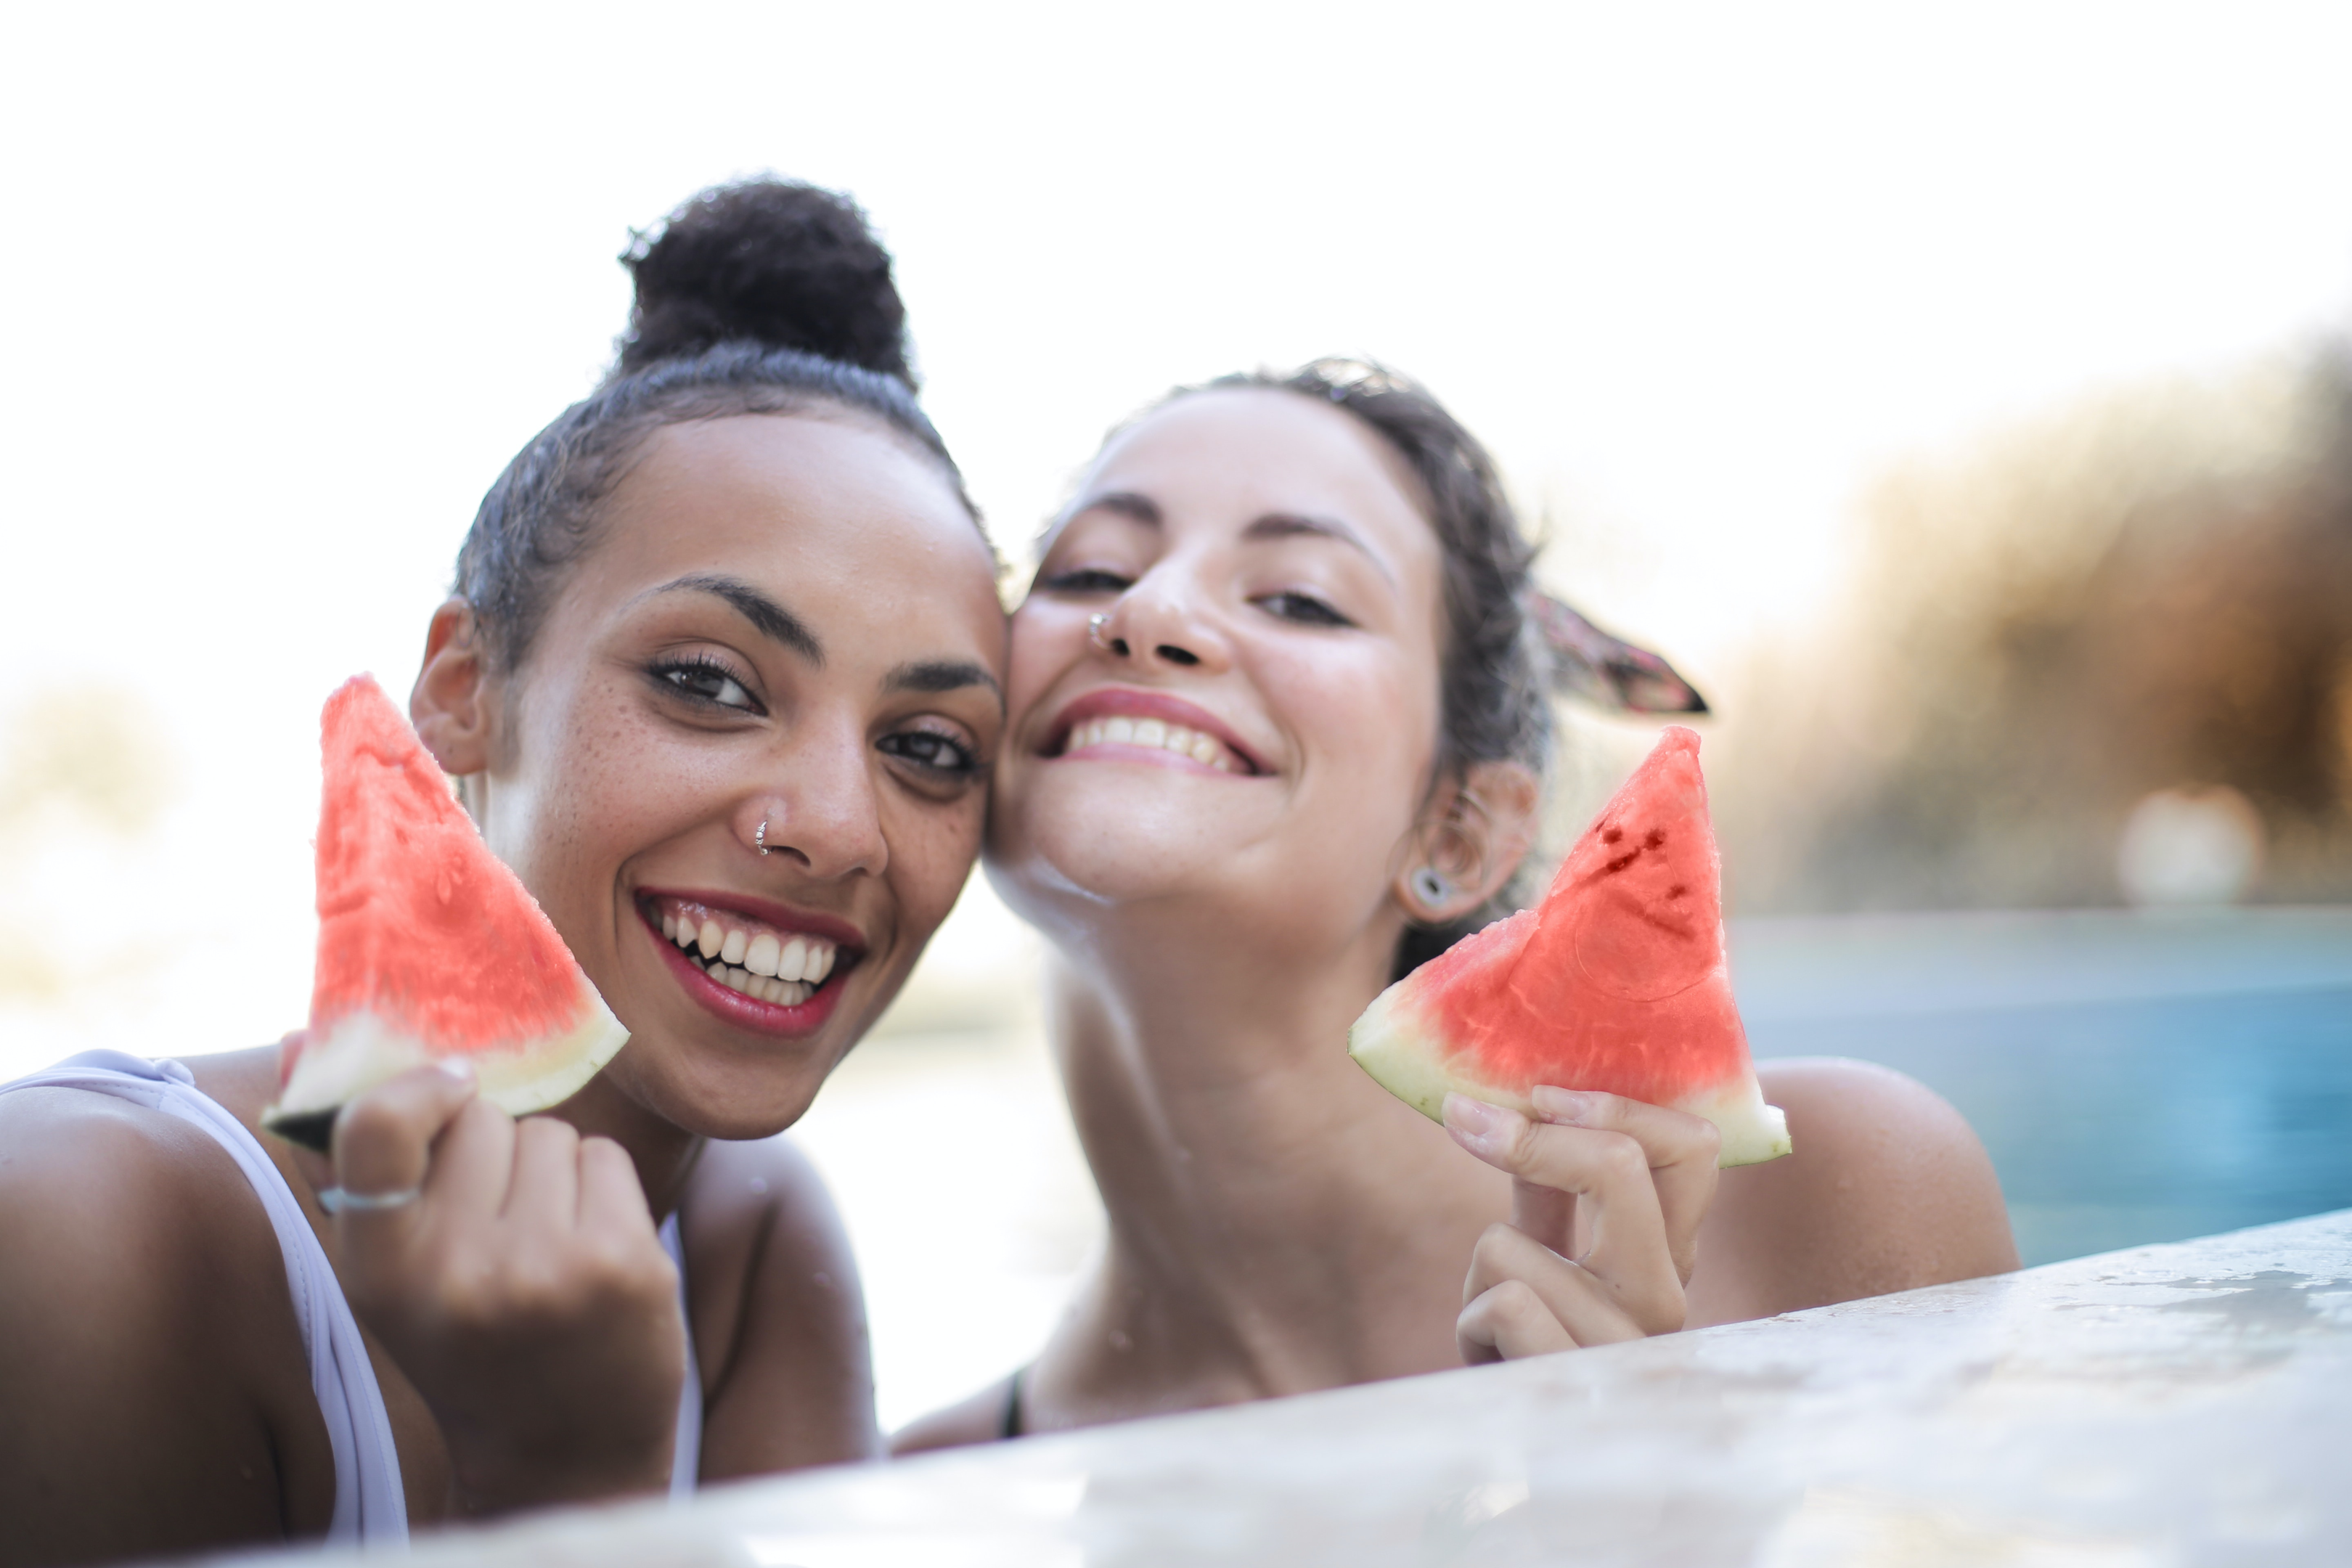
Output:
(987, 791), (1236, 920)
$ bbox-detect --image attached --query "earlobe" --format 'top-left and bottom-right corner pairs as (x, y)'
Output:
(409, 599), (497, 780)
(1395, 760), (1542, 923)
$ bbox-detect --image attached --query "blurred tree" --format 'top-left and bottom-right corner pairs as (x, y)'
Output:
(1718, 347), (2352, 912)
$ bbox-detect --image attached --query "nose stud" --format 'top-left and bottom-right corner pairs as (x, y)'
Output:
(755, 817), (770, 856)
(1088, 613), (1114, 651)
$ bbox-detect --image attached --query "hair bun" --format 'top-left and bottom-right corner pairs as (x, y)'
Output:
(616, 179), (914, 386)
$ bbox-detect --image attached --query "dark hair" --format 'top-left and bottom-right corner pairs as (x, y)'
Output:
(454, 179), (973, 673)
(1134, 359), (1707, 979)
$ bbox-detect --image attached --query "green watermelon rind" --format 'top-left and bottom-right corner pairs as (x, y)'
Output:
(1349, 981), (1793, 1169)
(267, 991), (630, 1130)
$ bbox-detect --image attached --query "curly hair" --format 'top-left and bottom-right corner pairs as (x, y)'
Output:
(454, 179), (973, 674)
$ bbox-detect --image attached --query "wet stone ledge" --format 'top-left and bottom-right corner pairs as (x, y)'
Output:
(216, 1209), (2352, 1567)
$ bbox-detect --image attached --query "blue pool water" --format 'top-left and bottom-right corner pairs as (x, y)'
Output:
(1730, 907), (2352, 1266)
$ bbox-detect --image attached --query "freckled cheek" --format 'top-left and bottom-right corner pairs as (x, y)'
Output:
(884, 794), (987, 951)
(506, 693), (709, 915)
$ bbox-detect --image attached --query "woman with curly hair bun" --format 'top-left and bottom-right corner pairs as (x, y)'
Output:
(0, 180), (1007, 1561)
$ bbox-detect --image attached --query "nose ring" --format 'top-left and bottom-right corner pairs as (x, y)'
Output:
(755, 817), (770, 856)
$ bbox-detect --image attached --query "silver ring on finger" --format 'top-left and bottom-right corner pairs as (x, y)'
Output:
(318, 1185), (422, 1214)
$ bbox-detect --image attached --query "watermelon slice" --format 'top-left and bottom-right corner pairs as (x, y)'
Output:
(1349, 726), (1789, 1167)
(261, 676), (629, 1152)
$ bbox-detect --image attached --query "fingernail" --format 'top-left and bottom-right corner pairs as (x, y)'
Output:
(1534, 1086), (1596, 1124)
(1443, 1093), (1507, 1154)
(436, 1058), (475, 1083)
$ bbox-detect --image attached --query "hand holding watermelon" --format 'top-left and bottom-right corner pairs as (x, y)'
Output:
(319, 1061), (688, 1515)
(1349, 727), (1790, 1167)
(1443, 1085), (1720, 1362)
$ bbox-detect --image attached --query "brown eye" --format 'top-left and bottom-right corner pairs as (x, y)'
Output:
(1254, 591), (1353, 629)
(651, 656), (761, 714)
(878, 729), (979, 777)
(1038, 567), (1133, 595)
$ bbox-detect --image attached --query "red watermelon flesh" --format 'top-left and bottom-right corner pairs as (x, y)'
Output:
(261, 675), (628, 1151)
(1349, 726), (1789, 1167)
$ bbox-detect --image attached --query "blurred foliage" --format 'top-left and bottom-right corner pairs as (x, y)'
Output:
(0, 686), (178, 840)
(0, 685), (179, 999)
(1718, 347), (2352, 912)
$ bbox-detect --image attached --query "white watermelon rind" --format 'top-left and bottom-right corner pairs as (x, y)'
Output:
(1347, 983), (1792, 1169)
(267, 989), (630, 1128)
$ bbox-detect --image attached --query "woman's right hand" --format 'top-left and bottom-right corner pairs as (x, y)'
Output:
(1442, 1085), (1720, 1363)
(328, 1064), (687, 1516)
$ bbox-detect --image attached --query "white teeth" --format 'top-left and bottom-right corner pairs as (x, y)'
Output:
(1066, 713), (1241, 772)
(746, 932), (781, 977)
(661, 902), (839, 996)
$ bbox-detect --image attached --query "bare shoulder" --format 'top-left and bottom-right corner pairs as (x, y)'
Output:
(682, 1134), (880, 1478)
(1686, 1057), (2021, 1326)
(891, 1372), (1018, 1455)
(0, 1083), (324, 1563)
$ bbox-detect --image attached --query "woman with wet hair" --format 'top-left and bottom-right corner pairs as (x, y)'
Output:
(899, 360), (2018, 1447)
(0, 179), (1007, 1561)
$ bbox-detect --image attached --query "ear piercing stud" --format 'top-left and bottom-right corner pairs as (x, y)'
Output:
(1412, 866), (1456, 909)
(755, 817), (770, 856)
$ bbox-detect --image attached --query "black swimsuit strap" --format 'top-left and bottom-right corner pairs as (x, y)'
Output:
(999, 1364), (1029, 1440)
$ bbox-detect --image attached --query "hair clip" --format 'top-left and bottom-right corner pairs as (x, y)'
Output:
(1532, 595), (1709, 715)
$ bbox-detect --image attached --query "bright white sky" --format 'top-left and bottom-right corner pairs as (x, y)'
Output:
(4, 0), (2350, 1071)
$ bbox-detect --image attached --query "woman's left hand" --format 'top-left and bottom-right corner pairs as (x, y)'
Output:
(1442, 1086), (1720, 1363)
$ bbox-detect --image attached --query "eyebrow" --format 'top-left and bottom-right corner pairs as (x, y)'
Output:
(646, 573), (822, 664)
(1241, 512), (1392, 581)
(1069, 491), (1390, 578)
(885, 658), (1005, 708)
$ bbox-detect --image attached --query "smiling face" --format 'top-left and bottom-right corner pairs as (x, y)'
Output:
(423, 412), (1005, 1139)
(989, 387), (1451, 965)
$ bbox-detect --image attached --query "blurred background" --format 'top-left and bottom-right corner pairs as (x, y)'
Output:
(4, 2), (2349, 1432)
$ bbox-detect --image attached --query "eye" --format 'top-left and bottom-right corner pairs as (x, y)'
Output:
(878, 727), (981, 779)
(651, 656), (762, 714)
(1254, 590), (1355, 629)
(1037, 566), (1134, 595)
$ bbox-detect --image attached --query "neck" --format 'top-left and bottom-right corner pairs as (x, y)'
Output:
(1045, 901), (1502, 1403)
(557, 1073), (706, 1222)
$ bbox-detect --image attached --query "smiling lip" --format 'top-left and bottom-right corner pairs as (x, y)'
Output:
(1042, 687), (1265, 775)
(635, 889), (865, 951)
(636, 890), (865, 1040)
